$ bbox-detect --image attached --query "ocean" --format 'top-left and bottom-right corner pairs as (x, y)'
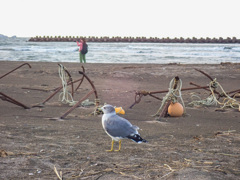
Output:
(0, 37), (240, 64)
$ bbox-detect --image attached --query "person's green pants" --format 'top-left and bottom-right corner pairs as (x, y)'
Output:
(79, 52), (86, 63)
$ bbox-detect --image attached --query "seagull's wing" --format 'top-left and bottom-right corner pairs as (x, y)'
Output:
(104, 115), (138, 138)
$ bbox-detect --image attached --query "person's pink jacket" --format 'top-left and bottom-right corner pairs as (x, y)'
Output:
(76, 41), (83, 52)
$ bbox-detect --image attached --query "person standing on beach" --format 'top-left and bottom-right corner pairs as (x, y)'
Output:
(76, 38), (88, 63)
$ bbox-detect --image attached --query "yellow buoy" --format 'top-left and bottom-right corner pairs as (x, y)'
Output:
(115, 107), (125, 115)
(168, 102), (184, 117)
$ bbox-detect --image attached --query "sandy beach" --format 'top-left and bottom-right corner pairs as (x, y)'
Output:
(0, 61), (240, 179)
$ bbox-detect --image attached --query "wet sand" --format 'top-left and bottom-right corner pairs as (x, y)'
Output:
(0, 61), (240, 179)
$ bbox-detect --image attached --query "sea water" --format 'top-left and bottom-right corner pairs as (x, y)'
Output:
(0, 37), (240, 64)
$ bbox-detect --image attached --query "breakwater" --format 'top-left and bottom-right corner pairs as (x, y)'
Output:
(28, 36), (240, 43)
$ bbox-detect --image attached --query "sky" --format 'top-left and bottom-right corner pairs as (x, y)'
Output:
(1, 0), (240, 38)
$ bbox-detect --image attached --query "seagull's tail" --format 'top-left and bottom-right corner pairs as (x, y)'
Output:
(127, 134), (148, 143)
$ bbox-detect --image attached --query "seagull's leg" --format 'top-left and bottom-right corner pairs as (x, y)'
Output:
(115, 140), (121, 152)
(106, 140), (114, 152)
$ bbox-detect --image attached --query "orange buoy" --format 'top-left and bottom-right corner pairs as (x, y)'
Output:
(168, 102), (184, 117)
(115, 107), (125, 115)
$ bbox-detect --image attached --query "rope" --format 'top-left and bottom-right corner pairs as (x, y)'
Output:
(153, 77), (186, 117)
(189, 78), (240, 109)
(92, 102), (105, 116)
(189, 93), (218, 106)
(58, 64), (77, 106)
(210, 79), (239, 109)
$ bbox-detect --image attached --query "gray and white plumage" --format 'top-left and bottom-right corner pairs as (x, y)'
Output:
(101, 104), (147, 144)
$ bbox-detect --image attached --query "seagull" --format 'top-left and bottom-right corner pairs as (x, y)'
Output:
(101, 104), (147, 152)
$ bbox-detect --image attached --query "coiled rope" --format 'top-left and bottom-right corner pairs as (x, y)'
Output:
(189, 78), (240, 109)
(58, 64), (77, 106)
(153, 77), (186, 117)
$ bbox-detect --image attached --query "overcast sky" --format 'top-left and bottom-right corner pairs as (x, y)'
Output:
(1, 0), (240, 38)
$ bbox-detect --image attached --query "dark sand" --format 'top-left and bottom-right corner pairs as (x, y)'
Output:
(0, 61), (240, 179)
